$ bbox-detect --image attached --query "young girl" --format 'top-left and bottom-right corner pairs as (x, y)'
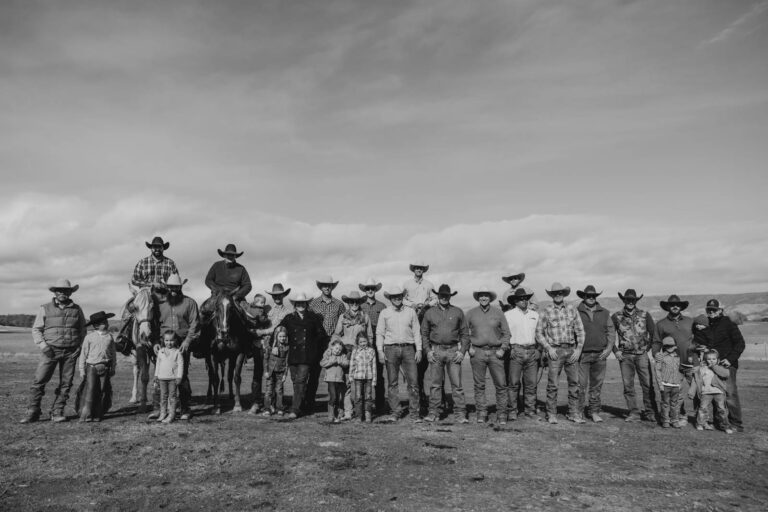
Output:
(348, 332), (377, 423)
(320, 339), (348, 423)
(655, 337), (682, 428)
(154, 330), (184, 423)
(78, 311), (117, 422)
(262, 325), (289, 416)
(688, 349), (733, 434)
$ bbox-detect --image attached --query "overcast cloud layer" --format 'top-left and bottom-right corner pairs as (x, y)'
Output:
(1, 0), (767, 313)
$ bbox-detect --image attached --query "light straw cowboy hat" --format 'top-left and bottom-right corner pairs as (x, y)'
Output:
(358, 278), (382, 292)
(472, 286), (497, 302)
(545, 282), (571, 298)
(501, 272), (525, 284)
(165, 274), (188, 287)
(384, 286), (406, 300)
(265, 283), (291, 297)
(289, 291), (313, 304)
(49, 278), (79, 293)
(342, 291), (366, 303)
(409, 261), (430, 272)
(315, 275), (339, 290)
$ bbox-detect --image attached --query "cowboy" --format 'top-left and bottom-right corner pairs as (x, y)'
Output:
(403, 261), (436, 413)
(504, 287), (539, 421)
(278, 292), (328, 419)
(575, 285), (615, 423)
(22, 279), (87, 423)
(499, 272), (536, 313)
(150, 274), (200, 420)
(131, 236), (179, 289)
(201, 243), (252, 317)
(535, 282), (585, 424)
(465, 285), (510, 424)
(333, 290), (373, 420)
(611, 289), (657, 422)
(308, 275), (347, 413)
(653, 294), (695, 427)
(359, 278), (387, 412)
(695, 299), (746, 432)
(375, 286), (423, 422)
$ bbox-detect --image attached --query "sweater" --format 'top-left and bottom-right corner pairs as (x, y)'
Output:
(320, 346), (349, 382)
(78, 331), (117, 376)
(577, 302), (615, 352)
(688, 364), (729, 399)
(155, 347), (184, 379)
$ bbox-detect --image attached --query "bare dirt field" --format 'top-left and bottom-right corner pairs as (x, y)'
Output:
(2, 354), (767, 512)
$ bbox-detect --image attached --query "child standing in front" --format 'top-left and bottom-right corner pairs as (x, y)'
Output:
(154, 330), (184, 423)
(78, 311), (117, 422)
(655, 336), (682, 428)
(348, 332), (377, 423)
(262, 325), (289, 416)
(320, 339), (348, 423)
(688, 349), (733, 434)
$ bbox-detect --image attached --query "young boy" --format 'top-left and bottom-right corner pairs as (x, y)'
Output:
(78, 311), (117, 422)
(688, 349), (733, 434)
(348, 332), (377, 423)
(655, 336), (682, 428)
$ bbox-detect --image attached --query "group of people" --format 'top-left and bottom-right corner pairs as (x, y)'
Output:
(19, 237), (746, 434)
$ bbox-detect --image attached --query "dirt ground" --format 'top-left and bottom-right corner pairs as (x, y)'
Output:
(2, 356), (767, 512)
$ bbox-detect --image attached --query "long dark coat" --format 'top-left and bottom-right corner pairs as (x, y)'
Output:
(279, 311), (328, 365)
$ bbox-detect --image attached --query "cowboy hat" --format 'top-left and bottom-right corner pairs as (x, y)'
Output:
(472, 286), (497, 302)
(265, 283), (291, 297)
(409, 261), (429, 272)
(384, 286), (406, 300)
(507, 287), (534, 304)
(289, 291), (313, 303)
(85, 311), (115, 327)
(576, 285), (602, 299)
(165, 274), (188, 287)
(145, 236), (169, 250)
(705, 298), (724, 311)
(661, 336), (676, 347)
(501, 272), (526, 284)
(660, 294), (689, 311)
(217, 243), (243, 258)
(49, 278), (79, 293)
(342, 291), (365, 303)
(433, 284), (457, 297)
(545, 282), (571, 298)
(316, 275), (339, 289)
(618, 289), (643, 302)
(358, 278), (382, 293)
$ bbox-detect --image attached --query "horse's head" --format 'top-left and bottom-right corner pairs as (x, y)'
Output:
(215, 294), (232, 344)
(129, 284), (155, 346)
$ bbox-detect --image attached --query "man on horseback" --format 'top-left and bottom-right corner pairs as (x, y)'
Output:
(201, 243), (252, 319)
(132, 236), (178, 288)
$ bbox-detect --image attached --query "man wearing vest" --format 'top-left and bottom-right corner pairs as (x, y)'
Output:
(21, 279), (87, 423)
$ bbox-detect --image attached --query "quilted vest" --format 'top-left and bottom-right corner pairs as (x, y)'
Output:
(42, 300), (84, 348)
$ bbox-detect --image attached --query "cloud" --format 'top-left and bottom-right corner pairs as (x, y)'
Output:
(703, 0), (768, 45)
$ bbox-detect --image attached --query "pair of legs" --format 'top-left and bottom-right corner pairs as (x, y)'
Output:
(151, 350), (192, 417)
(251, 343), (264, 410)
(27, 345), (80, 420)
(353, 379), (374, 421)
(470, 347), (507, 420)
(384, 344), (419, 418)
(618, 352), (656, 419)
(659, 385), (681, 426)
(288, 364), (310, 416)
(263, 369), (285, 412)
(508, 345), (539, 418)
(327, 381), (346, 420)
(427, 345), (466, 419)
(697, 393), (730, 430)
(545, 347), (580, 419)
(80, 363), (111, 421)
(158, 378), (178, 422)
(578, 351), (607, 419)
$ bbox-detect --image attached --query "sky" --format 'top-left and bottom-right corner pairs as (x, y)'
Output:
(1, 0), (767, 314)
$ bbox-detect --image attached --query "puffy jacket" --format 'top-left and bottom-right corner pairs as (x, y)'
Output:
(41, 300), (86, 348)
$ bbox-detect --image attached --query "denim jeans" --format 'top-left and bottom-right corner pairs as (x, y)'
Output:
(353, 379), (374, 418)
(698, 393), (729, 429)
(660, 385), (680, 424)
(726, 367), (742, 429)
(545, 347), (579, 417)
(428, 345), (465, 416)
(470, 346), (507, 417)
(384, 344), (419, 417)
(289, 364), (310, 415)
(508, 345), (539, 415)
(578, 352), (607, 416)
(158, 378), (178, 418)
(618, 352), (654, 415)
(263, 371), (285, 412)
(327, 381), (345, 418)
(28, 345), (80, 416)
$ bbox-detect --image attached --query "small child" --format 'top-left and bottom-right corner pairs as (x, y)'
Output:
(154, 330), (184, 423)
(348, 332), (377, 423)
(655, 336), (682, 428)
(244, 293), (271, 414)
(320, 339), (348, 423)
(688, 349), (733, 434)
(262, 325), (289, 416)
(78, 311), (117, 422)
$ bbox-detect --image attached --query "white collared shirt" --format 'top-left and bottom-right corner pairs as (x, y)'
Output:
(505, 307), (539, 346)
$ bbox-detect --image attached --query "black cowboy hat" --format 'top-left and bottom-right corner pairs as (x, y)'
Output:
(85, 311), (115, 327)
(660, 294), (689, 312)
(507, 287), (534, 304)
(432, 284), (457, 297)
(265, 283), (291, 297)
(217, 243), (243, 258)
(618, 289), (643, 302)
(501, 272), (526, 284)
(576, 285), (603, 299)
(145, 236), (169, 250)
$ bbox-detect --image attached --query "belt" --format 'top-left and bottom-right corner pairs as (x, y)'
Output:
(551, 344), (575, 348)
(509, 344), (537, 349)
(473, 345), (502, 350)
(433, 344), (459, 349)
(386, 343), (414, 347)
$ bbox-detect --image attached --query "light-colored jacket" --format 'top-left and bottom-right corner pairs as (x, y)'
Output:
(155, 347), (184, 379)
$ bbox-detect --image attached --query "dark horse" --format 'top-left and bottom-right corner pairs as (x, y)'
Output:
(198, 294), (254, 414)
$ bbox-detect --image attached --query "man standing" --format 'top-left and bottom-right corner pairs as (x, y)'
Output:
(376, 286), (423, 422)
(421, 285), (470, 423)
(202, 243), (252, 316)
(465, 286), (510, 424)
(536, 283), (585, 424)
(611, 289), (657, 422)
(403, 261), (437, 414)
(21, 279), (87, 423)
(697, 299), (746, 432)
(504, 287), (539, 421)
(359, 278), (387, 413)
(653, 294), (694, 426)
(131, 236), (179, 289)
(279, 292), (328, 419)
(307, 276), (346, 412)
(152, 274), (200, 420)
(575, 285), (615, 423)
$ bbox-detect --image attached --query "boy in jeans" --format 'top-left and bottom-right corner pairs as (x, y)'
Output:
(688, 349), (733, 434)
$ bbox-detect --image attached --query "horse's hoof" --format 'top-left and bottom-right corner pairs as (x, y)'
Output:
(233, 405), (242, 413)
(214, 408), (221, 415)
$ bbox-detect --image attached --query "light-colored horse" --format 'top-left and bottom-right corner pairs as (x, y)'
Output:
(121, 284), (157, 411)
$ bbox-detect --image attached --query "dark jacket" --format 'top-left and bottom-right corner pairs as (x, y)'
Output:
(652, 315), (695, 364)
(204, 260), (252, 300)
(577, 302), (615, 352)
(279, 311), (328, 365)
(694, 315), (746, 368)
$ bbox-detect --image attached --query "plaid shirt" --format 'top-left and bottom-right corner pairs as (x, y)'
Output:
(348, 346), (377, 381)
(131, 255), (178, 288)
(535, 302), (585, 348)
(309, 296), (347, 336)
(360, 299), (387, 330)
